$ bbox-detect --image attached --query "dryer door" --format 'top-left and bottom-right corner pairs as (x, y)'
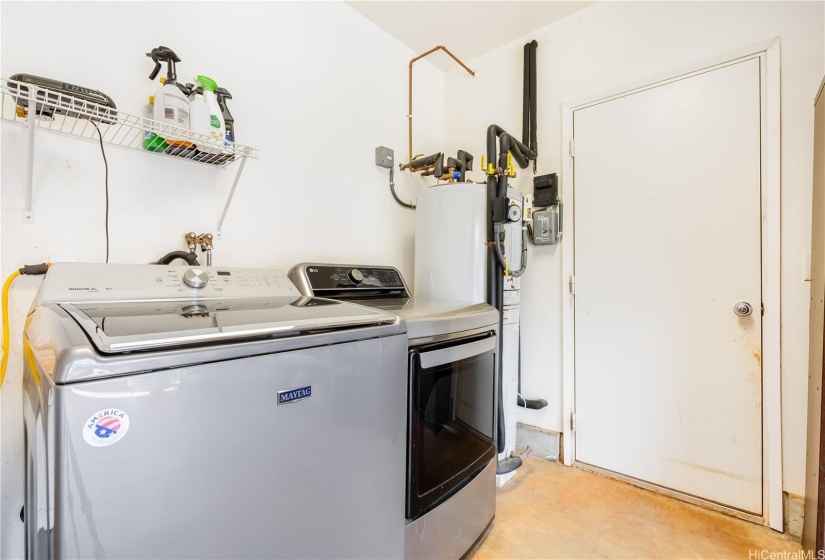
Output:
(407, 331), (497, 520)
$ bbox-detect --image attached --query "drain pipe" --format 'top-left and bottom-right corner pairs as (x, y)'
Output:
(486, 124), (536, 475)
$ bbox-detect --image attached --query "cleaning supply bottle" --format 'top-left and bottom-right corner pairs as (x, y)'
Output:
(193, 75), (225, 150)
(142, 95), (167, 152)
(216, 87), (235, 144)
(188, 85), (220, 154)
(146, 46), (192, 147)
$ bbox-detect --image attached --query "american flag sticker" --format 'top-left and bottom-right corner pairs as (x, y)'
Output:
(82, 408), (131, 447)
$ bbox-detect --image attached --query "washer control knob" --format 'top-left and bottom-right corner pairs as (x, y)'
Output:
(348, 269), (364, 285)
(183, 268), (209, 289)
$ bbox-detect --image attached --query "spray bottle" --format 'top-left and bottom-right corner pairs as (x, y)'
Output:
(146, 46), (191, 146)
(188, 84), (221, 154)
(142, 95), (167, 152)
(216, 87), (235, 144)
(193, 75), (225, 150)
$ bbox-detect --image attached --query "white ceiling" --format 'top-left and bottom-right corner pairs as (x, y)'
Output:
(345, 1), (596, 71)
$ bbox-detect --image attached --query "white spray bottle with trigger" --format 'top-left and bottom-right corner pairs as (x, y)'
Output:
(146, 46), (192, 147)
(188, 84), (220, 154)
(193, 75), (226, 153)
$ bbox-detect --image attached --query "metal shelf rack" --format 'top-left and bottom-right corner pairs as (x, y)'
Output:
(0, 76), (258, 231)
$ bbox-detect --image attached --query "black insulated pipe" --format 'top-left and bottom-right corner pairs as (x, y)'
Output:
(486, 121), (540, 468)
(529, 40), (538, 154)
(485, 174), (506, 456)
(522, 42), (530, 147)
(487, 125), (536, 173)
(410, 152), (441, 170)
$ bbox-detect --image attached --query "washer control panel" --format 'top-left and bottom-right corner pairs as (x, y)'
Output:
(35, 263), (300, 304)
(289, 264), (409, 297)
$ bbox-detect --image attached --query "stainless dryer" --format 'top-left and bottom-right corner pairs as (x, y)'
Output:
(22, 263), (407, 559)
(288, 263), (499, 560)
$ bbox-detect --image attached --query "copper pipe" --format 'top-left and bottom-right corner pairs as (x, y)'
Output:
(407, 46), (475, 167)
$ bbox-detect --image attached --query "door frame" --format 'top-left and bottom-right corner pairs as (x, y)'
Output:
(560, 38), (782, 530)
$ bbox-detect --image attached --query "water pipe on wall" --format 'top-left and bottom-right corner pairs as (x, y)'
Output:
(401, 46), (475, 173)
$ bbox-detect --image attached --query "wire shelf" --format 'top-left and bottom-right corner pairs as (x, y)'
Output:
(0, 76), (258, 167)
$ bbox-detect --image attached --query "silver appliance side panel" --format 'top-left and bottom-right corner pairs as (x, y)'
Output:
(405, 459), (495, 560)
(23, 341), (57, 559)
(50, 335), (407, 559)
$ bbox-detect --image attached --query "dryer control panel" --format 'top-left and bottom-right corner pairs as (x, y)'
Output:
(34, 263), (300, 305)
(288, 263), (410, 299)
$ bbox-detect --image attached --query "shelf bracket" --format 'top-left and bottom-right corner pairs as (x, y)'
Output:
(216, 155), (247, 237)
(24, 87), (36, 223)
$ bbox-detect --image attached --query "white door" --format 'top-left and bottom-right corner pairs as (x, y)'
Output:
(573, 58), (763, 514)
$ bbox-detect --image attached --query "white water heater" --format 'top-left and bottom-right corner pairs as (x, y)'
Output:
(414, 183), (524, 465)
(414, 184), (489, 303)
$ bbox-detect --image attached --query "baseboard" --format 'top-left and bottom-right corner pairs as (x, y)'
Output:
(784, 492), (804, 541)
(516, 423), (560, 462)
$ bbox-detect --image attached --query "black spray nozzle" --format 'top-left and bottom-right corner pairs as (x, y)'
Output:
(215, 87), (235, 142)
(146, 46), (181, 82)
(215, 87), (234, 121)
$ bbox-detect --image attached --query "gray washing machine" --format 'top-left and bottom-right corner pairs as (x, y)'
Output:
(22, 263), (407, 559)
(288, 263), (499, 560)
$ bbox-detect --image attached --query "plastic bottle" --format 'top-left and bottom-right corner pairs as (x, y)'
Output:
(188, 86), (220, 154)
(146, 46), (192, 147)
(142, 95), (167, 152)
(194, 75), (225, 150)
(216, 87), (235, 144)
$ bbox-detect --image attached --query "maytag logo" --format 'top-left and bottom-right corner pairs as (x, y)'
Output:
(277, 385), (312, 405)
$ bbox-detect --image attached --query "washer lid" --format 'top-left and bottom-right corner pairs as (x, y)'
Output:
(62, 296), (396, 353)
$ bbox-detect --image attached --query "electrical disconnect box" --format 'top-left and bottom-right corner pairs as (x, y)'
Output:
(532, 207), (560, 245)
(375, 146), (394, 169)
(533, 173), (558, 207)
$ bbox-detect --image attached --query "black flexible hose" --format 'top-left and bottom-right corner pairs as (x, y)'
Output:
(155, 251), (199, 266)
(498, 455), (523, 475)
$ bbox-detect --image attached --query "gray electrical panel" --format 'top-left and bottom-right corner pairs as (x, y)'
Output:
(532, 207), (560, 245)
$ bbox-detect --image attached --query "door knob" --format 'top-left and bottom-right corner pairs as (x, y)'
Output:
(733, 301), (753, 317)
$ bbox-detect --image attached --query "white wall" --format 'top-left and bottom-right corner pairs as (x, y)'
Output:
(445, 1), (824, 497)
(0, 1), (444, 555)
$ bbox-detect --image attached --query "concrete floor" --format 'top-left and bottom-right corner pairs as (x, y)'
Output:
(471, 457), (801, 559)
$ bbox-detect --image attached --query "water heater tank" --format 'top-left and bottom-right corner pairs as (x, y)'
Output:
(414, 184), (488, 303)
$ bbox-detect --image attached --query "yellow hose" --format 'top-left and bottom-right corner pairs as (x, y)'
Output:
(1, 270), (22, 388)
